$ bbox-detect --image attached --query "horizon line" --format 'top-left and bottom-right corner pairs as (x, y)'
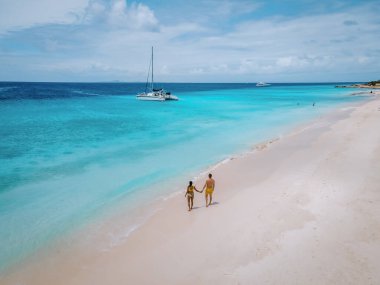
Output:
(0, 80), (366, 84)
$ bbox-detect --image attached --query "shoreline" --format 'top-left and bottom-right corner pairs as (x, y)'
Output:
(336, 83), (380, 89)
(2, 95), (380, 284)
(0, 87), (353, 274)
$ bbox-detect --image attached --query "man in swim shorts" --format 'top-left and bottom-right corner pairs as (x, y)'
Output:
(202, 173), (215, 207)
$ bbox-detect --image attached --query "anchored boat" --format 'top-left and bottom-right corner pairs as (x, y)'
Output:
(256, 82), (271, 87)
(136, 47), (178, 101)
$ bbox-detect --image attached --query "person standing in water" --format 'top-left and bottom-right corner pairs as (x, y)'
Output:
(185, 181), (200, 211)
(202, 173), (215, 207)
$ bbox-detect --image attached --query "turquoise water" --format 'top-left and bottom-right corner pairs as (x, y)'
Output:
(0, 82), (362, 272)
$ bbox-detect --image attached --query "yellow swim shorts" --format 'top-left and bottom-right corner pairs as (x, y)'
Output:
(205, 187), (213, 195)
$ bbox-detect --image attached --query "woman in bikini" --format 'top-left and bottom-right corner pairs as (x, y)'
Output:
(185, 181), (201, 211)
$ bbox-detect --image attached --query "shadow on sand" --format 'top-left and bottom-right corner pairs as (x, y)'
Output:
(188, 202), (220, 211)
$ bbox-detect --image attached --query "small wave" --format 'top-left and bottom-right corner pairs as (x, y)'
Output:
(0, 86), (17, 92)
(162, 191), (182, 201)
(101, 207), (162, 251)
(102, 224), (140, 251)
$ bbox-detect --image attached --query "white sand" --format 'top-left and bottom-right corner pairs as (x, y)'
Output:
(2, 96), (380, 285)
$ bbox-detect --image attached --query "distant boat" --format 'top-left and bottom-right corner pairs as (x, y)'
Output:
(256, 82), (271, 87)
(136, 47), (178, 101)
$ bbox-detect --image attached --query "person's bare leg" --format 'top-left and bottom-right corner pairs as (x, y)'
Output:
(209, 194), (212, 206)
(187, 197), (191, 211)
(190, 197), (193, 210)
(205, 193), (209, 207)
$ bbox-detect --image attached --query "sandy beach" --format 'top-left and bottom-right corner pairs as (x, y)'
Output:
(2, 94), (380, 285)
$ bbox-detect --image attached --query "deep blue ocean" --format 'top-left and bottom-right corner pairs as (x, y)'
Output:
(0, 82), (363, 272)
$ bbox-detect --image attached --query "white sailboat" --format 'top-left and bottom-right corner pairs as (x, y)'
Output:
(136, 47), (178, 101)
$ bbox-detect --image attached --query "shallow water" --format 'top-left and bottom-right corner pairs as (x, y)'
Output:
(0, 82), (362, 272)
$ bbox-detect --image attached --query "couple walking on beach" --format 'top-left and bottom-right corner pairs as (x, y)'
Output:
(185, 173), (215, 211)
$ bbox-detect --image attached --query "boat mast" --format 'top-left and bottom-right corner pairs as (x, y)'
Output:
(151, 46), (154, 91)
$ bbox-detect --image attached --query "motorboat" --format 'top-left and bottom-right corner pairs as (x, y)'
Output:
(256, 82), (271, 87)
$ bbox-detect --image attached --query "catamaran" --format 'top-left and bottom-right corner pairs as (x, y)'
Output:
(136, 47), (178, 101)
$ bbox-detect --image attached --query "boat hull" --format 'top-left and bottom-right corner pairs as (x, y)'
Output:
(165, 95), (179, 101)
(136, 92), (179, 101)
(136, 95), (165, 101)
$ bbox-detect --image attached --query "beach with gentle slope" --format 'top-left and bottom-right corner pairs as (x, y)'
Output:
(1, 0), (380, 283)
(2, 94), (380, 284)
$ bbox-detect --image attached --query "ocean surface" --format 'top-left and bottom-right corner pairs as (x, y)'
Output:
(0, 82), (363, 273)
